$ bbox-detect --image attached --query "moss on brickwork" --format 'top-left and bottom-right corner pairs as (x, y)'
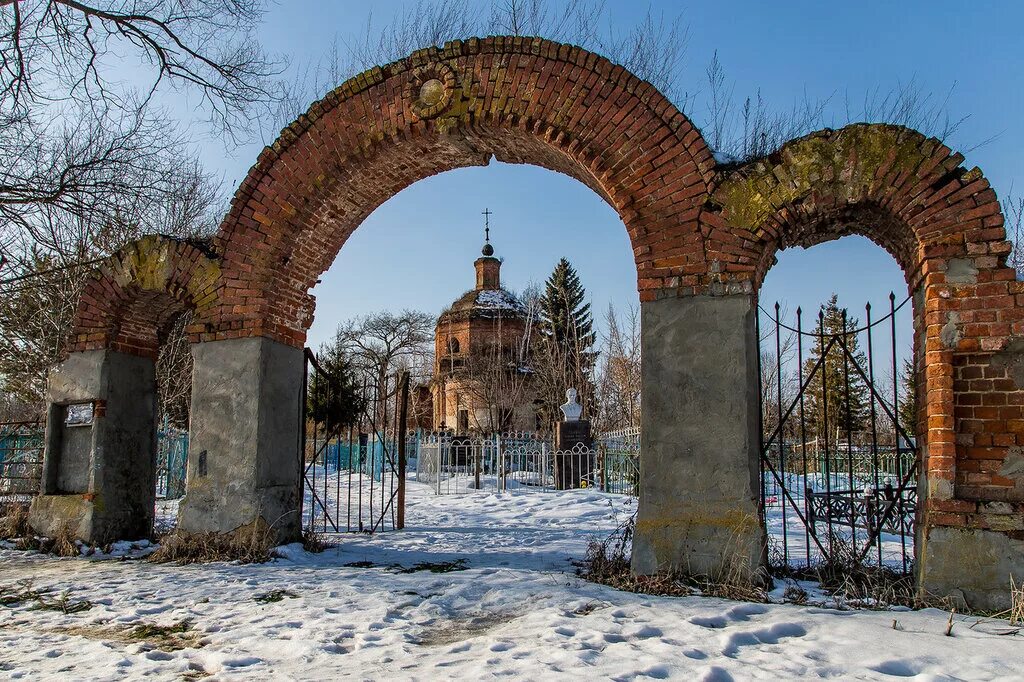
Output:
(112, 235), (221, 308)
(714, 124), (939, 231)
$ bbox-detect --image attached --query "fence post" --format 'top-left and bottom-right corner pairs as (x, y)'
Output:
(600, 444), (607, 492)
(497, 433), (504, 492)
(396, 372), (410, 530)
(474, 442), (481, 491)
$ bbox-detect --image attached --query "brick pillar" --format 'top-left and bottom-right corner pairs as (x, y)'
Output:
(915, 260), (1024, 611)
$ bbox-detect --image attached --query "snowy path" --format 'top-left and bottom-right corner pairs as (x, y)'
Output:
(1, 482), (1020, 680)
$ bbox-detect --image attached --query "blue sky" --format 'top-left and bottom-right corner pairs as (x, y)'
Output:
(189, 1), (1023, 350)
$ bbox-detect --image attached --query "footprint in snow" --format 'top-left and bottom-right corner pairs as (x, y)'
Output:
(700, 666), (734, 682)
(869, 659), (922, 677)
(690, 615), (729, 629)
(144, 650), (174, 662)
(721, 622), (807, 657)
(632, 625), (663, 639)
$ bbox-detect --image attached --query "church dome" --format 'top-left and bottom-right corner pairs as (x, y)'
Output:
(437, 287), (526, 324)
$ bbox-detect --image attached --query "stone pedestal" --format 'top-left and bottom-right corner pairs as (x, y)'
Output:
(631, 294), (766, 583)
(177, 337), (303, 543)
(29, 350), (157, 543)
(554, 420), (592, 490)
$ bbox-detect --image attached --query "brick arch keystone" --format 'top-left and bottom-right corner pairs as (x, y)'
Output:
(214, 36), (717, 346)
(68, 234), (223, 358)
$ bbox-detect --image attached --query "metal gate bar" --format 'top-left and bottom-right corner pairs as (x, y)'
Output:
(758, 294), (917, 573)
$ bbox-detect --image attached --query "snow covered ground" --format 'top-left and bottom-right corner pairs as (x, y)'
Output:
(1, 480), (1021, 680)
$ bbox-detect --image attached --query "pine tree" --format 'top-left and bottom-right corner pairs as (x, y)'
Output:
(897, 357), (917, 438)
(802, 294), (871, 442)
(537, 258), (597, 421)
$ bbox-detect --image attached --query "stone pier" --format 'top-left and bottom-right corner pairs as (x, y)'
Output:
(631, 294), (765, 582)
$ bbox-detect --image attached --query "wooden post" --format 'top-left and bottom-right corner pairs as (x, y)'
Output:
(396, 372), (410, 530)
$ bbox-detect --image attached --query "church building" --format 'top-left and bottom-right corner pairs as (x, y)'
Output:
(431, 220), (540, 433)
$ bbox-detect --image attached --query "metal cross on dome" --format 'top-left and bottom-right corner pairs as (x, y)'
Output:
(482, 207), (492, 242)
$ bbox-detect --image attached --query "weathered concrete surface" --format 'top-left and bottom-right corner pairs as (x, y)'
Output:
(29, 350), (157, 543)
(178, 337), (303, 543)
(918, 526), (1024, 611)
(632, 294), (766, 582)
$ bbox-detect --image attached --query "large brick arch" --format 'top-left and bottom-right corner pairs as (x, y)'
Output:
(213, 36), (716, 346)
(68, 235), (222, 358)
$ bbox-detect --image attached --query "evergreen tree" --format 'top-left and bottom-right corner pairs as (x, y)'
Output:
(803, 294), (871, 442)
(897, 357), (918, 438)
(307, 341), (363, 432)
(537, 258), (597, 420)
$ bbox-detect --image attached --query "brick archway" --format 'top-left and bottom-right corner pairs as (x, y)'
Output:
(210, 37), (715, 346)
(35, 39), (1023, 609)
(708, 123), (1020, 609)
(68, 234), (222, 357)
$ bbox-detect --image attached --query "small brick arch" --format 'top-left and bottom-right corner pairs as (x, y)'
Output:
(67, 235), (222, 358)
(212, 36), (716, 346)
(709, 124), (1008, 292)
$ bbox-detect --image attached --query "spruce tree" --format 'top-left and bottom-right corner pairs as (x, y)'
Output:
(537, 258), (597, 420)
(802, 294), (871, 442)
(308, 341), (363, 432)
(897, 357), (918, 438)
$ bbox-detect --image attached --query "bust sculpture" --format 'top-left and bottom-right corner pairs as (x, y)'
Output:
(559, 388), (582, 422)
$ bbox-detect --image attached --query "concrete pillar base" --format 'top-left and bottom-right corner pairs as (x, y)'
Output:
(632, 294), (766, 583)
(178, 337), (304, 544)
(918, 525), (1024, 611)
(28, 349), (156, 544)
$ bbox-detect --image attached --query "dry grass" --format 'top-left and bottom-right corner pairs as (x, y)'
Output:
(1010, 575), (1023, 626)
(0, 501), (30, 539)
(0, 582), (92, 614)
(149, 524), (274, 564)
(11, 522), (81, 557)
(301, 525), (330, 554)
(576, 514), (696, 598)
(776, 534), (921, 610)
(56, 619), (202, 651)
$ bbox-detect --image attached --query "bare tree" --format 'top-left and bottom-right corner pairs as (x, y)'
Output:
(333, 310), (434, 423)
(758, 305), (799, 440)
(593, 303), (640, 433)
(0, 159), (221, 420)
(1004, 192), (1024, 279)
(0, 1), (276, 420)
(0, 0), (281, 138)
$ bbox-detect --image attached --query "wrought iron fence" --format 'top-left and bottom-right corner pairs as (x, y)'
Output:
(412, 429), (640, 496)
(156, 424), (188, 500)
(0, 421), (44, 500)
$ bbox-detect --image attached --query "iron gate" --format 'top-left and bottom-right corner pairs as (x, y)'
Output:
(300, 349), (409, 534)
(758, 294), (918, 573)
